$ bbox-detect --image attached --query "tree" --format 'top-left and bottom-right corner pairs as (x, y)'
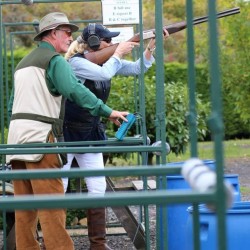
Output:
(220, 1), (250, 123)
(2, 2), (102, 48)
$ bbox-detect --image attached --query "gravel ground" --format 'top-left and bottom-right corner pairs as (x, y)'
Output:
(1, 157), (250, 249)
(71, 206), (152, 250)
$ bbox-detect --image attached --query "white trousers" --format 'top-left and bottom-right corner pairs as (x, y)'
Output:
(62, 153), (106, 194)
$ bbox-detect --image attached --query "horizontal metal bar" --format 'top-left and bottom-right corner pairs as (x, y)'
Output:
(0, 165), (182, 179)
(10, 31), (35, 35)
(0, 189), (216, 210)
(0, 145), (163, 154)
(3, 19), (102, 26)
(0, 137), (144, 148)
(0, 0), (99, 5)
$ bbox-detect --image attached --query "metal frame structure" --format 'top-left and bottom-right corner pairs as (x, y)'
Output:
(0, 1), (227, 250)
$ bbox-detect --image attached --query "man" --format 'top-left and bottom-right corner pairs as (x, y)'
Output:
(7, 12), (129, 250)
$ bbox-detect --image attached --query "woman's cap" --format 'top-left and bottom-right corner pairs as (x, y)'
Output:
(34, 12), (79, 41)
(82, 23), (120, 41)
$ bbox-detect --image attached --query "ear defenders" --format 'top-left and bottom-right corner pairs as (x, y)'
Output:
(87, 23), (100, 50)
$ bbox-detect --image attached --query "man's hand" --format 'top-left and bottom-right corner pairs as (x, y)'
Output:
(108, 110), (129, 126)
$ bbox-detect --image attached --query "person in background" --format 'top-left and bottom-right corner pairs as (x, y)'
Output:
(7, 13), (131, 250)
(62, 23), (169, 250)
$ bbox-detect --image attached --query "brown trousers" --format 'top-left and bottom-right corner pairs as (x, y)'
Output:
(11, 153), (74, 250)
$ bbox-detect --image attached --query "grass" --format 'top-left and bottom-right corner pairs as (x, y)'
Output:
(240, 186), (250, 196)
(167, 139), (250, 163)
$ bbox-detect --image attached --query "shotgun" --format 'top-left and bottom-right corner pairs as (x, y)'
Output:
(84, 7), (240, 65)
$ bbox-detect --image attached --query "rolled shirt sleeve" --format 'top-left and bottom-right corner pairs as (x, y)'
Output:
(117, 53), (155, 76)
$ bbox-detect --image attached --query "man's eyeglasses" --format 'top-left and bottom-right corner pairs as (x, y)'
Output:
(101, 38), (112, 43)
(56, 28), (72, 37)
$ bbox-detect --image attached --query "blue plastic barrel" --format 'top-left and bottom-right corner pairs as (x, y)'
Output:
(159, 160), (241, 250)
(186, 201), (250, 250)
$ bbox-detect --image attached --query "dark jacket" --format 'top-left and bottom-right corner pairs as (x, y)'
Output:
(63, 53), (111, 143)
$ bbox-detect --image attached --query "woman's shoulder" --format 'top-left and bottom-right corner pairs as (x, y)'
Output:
(69, 54), (86, 65)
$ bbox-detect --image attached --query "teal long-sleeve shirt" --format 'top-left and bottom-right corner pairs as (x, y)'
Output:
(8, 42), (112, 119)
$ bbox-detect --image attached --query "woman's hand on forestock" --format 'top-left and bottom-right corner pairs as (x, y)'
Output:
(163, 28), (169, 40)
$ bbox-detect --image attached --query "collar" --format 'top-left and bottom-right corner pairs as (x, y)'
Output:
(38, 41), (56, 51)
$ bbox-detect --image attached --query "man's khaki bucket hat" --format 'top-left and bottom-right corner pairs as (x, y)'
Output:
(34, 12), (79, 41)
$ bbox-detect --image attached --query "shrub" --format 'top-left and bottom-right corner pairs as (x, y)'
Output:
(106, 75), (210, 156)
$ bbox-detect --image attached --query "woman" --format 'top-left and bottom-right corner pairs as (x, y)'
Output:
(62, 23), (168, 250)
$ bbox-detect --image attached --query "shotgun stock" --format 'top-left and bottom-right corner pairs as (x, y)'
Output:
(85, 7), (240, 65)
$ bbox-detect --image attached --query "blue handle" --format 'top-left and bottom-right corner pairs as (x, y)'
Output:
(115, 113), (136, 141)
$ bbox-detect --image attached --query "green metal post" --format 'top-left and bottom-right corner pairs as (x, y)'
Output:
(137, 0), (151, 248)
(207, 1), (227, 250)
(0, 3), (3, 143)
(186, 0), (198, 157)
(0, 3), (8, 249)
(185, 1), (201, 250)
(3, 25), (9, 126)
(154, 1), (167, 249)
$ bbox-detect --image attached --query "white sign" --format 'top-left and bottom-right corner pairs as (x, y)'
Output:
(108, 27), (134, 43)
(101, 0), (139, 25)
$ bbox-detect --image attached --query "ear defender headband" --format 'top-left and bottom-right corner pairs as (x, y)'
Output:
(87, 23), (100, 50)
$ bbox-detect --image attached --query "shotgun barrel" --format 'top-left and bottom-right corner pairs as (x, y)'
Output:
(163, 7), (240, 35)
(85, 7), (240, 64)
(192, 7), (240, 26)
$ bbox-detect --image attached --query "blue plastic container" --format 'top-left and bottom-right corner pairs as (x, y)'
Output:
(186, 201), (250, 250)
(159, 160), (241, 250)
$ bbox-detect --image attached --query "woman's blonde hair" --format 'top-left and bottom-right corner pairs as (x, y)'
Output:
(64, 39), (86, 60)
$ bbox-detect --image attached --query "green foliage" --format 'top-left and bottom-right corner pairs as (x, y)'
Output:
(0, 128), (8, 163)
(4, 49), (250, 143)
(66, 209), (86, 227)
(0, 128), (8, 144)
(2, 2), (101, 48)
(12, 48), (33, 58)
(106, 72), (210, 155)
(2, 1), (249, 141)
(148, 63), (210, 101)
(220, 1), (250, 124)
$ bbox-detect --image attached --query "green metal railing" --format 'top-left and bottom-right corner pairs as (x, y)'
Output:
(0, 0), (227, 250)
